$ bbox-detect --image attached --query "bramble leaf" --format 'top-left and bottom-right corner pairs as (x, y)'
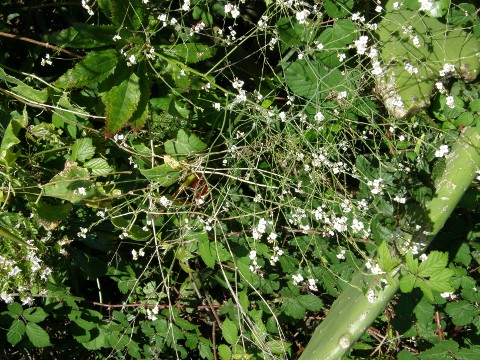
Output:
(26, 322), (51, 347)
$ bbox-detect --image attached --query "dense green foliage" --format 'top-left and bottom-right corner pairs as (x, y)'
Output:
(0, 0), (479, 359)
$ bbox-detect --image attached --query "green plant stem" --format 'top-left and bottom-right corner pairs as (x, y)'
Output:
(300, 126), (480, 360)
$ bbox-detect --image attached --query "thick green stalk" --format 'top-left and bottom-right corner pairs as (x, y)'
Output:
(300, 127), (480, 360)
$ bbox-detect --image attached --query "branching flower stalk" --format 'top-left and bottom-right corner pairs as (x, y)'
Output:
(300, 126), (480, 360)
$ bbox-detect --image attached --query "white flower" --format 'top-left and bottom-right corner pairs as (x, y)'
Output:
(412, 35), (420, 48)
(439, 63), (455, 77)
(365, 260), (385, 275)
(446, 96), (455, 109)
(77, 187), (87, 196)
(404, 63), (418, 75)
(296, 9), (310, 25)
(351, 219), (364, 233)
(337, 53), (346, 62)
(419, 0), (434, 12)
(440, 292), (456, 299)
(435, 144), (449, 158)
(354, 36), (369, 55)
(317, 43), (324, 50)
(307, 278), (318, 291)
(132, 249), (138, 260)
(375, 5), (382, 12)
(419, 253), (428, 262)
(336, 249), (346, 260)
(292, 273), (304, 285)
(159, 196), (172, 207)
(182, 0), (190, 11)
(393, 196), (406, 204)
(249, 250), (257, 260)
(113, 34), (121, 41)
(393, 2), (401, 10)
(314, 112), (324, 122)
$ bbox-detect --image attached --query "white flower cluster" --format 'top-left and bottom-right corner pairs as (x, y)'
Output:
(146, 304), (159, 321)
(81, 0), (94, 16)
(445, 96), (455, 109)
(224, 3), (240, 18)
(418, 0), (434, 12)
(131, 248), (145, 260)
(404, 63), (419, 75)
(41, 54), (52, 66)
(365, 260), (385, 275)
(435, 144), (449, 158)
(367, 177), (384, 195)
(354, 36), (369, 55)
(439, 63), (456, 77)
(296, 9), (310, 25)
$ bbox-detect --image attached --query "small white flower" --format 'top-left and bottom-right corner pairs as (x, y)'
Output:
(317, 43), (324, 50)
(354, 36), (369, 55)
(393, 2), (401, 10)
(419, 0), (434, 12)
(292, 273), (304, 285)
(77, 187), (87, 196)
(337, 53), (346, 62)
(132, 249), (138, 260)
(366, 289), (377, 303)
(435, 144), (449, 158)
(445, 96), (455, 109)
(314, 112), (324, 122)
(113, 34), (121, 41)
(336, 249), (346, 260)
(412, 35), (420, 48)
(307, 278), (318, 291)
(296, 9), (310, 25)
(375, 5), (382, 12)
(419, 253), (428, 262)
(249, 250), (257, 260)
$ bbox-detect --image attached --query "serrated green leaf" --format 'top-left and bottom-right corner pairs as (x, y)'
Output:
(160, 43), (216, 63)
(71, 138), (96, 162)
(458, 345), (480, 360)
(54, 49), (119, 89)
(23, 307), (48, 323)
(417, 339), (459, 360)
(83, 331), (108, 350)
(221, 318), (238, 345)
(297, 294), (323, 312)
(84, 158), (114, 176)
(266, 339), (291, 355)
(445, 301), (480, 326)
(7, 302), (23, 316)
(129, 69), (150, 131)
(281, 298), (306, 319)
(418, 251), (448, 277)
(139, 164), (181, 186)
(323, 0), (354, 18)
(399, 273), (416, 293)
(105, 70), (141, 135)
(0, 110), (28, 166)
(164, 129), (207, 156)
(26, 322), (51, 347)
(377, 241), (400, 272)
(7, 319), (25, 345)
(405, 252), (419, 274)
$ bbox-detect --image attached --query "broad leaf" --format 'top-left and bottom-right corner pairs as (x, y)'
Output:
(7, 319), (25, 346)
(221, 318), (239, 345)
(164, 129), (207, 156)
(104, 70), (141, 135)
(48, 23), (123, 49)
(25, 322), (51, 347)
(0, 110), (28, 167)
(139, 164), (182, 187)
(23, 307), (49, 323)
(70, 138), (96, 162)
(97, 0), (144, 30)
(84, 158), (114, 176)
(54, 49), (119, 89)
(160, 43), (216, 63)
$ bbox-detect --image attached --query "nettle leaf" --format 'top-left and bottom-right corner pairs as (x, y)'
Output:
(104, 70), (141, 135)
(160, 43), (216, 63)
(417, 251), (449, 277)
(221, 318), (239, 345)
(84, 158), (114, 176)
(23, 307), (48, 323)
(164, 129), (207, 156)
(54, 49), (119, 89)
(70, 138), (96, 162)
(25, 322), (51, 347)
(139, 164), (182, 186)
(445, 301), (480, 326)
(7, 319), (25, 346)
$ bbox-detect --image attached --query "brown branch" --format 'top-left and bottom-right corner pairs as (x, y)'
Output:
(0, 31), (83, 59)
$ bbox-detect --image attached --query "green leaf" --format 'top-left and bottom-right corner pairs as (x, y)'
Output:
(418, 339), (459, 360)
(377, 241), (400, 272)
(445, 301), (480, 326)
(70, 138), (96, 162)
(68, 309), (103, 331)
(297, 294), (323, 312)
(84, 158), (114, 176)
(198, 235), (216, 269)
(23, 308), (48, 323)
(418, 251), (448, 277)
(97, 0), (144, 30)
(281, 298), (306, 319)
(217, 344), (232, 360)
(7, 302), (23, 316)
(48, 23), (120, 49)
(165, 129), (207, 156)
(0, 110), (28, 167)
(104, 69), (141, 135)
(0, 68), (48, 103)
(221, 318), (239, 345)
(43, 160), (94, 204)
(323, 0), (354, 18)
(399, 273), (416, 293)
(458, 345), (480, 360)
(26, 322), (51, 347)
(139, 164), (181, 186)
(160, 43), (216, 63)
(33, 200), (73, 224)
(266, 339), (291, 355)
(7, 319), (25, 345)
(315, 20), (357, 68)
(128, 69), (150, 131)
(54, 49), (119, 89)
